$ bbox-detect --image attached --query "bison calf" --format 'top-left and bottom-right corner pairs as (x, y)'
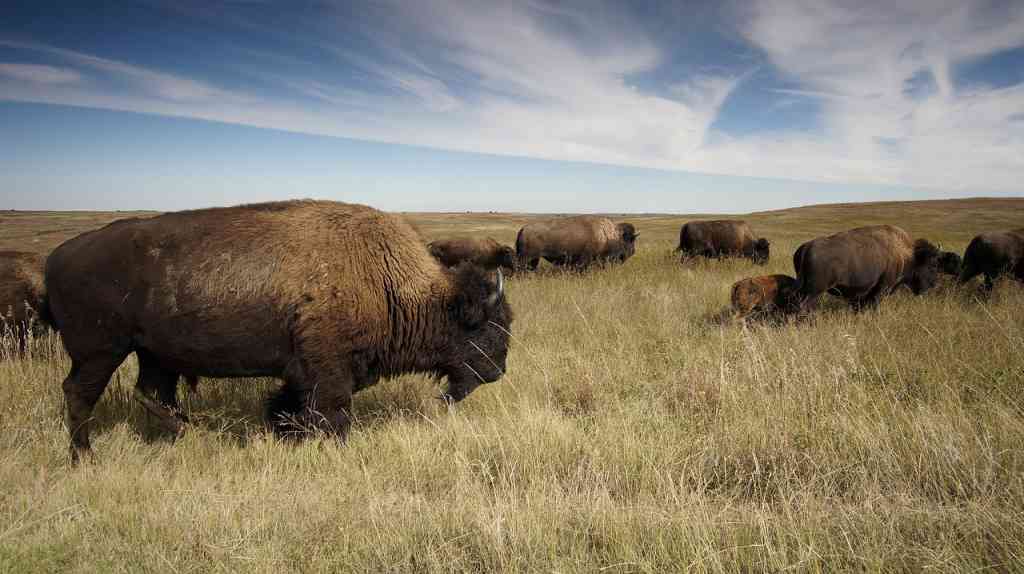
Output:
(46, 200), (513, 462)
(731, 274), (798, 319)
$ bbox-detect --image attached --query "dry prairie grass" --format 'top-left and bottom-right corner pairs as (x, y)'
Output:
(2, 198), (1024, 573)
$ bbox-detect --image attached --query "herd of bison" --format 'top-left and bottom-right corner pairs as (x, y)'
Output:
(1, 199), (1022, 462)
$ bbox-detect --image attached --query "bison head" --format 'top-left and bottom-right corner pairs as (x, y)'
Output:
(937, 250), (962, 276)
(618, 223), (639, 261)
(753, 238), (771, 265)
(904, 239), (942, 294)
(496, 245), (517, 271)
(441, 265), (513, 403)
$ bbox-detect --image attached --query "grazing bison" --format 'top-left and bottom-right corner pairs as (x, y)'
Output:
(958, 229), (1024, 291)
(0, 251), (49, 353)
(678, 220), (770, 264)
(428, 237), (516, 271)
(731, 274), (798, 319)
(515, 216), (638, 271)
(792, 225), (941, 313)
(45, 200), (512, 462)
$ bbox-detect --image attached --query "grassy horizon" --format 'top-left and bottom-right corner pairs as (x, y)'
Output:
(2, 198), (1024, 572)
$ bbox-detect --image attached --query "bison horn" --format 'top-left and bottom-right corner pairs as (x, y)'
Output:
(489, 268), (504, 306)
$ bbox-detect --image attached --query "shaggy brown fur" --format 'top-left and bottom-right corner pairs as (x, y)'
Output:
(0, 251), (48, 353)
(515, 216), (638, 271)
(678, 220), (770, 264)
(792, 225), (941, 314)
(45, 200), (512, 462)
(958, 229), (1024, 291)
(731, 274), (798, 319)
(428, 237), (516, 270)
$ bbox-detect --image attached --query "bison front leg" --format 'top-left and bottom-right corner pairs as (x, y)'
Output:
(268, 356), (353, 442)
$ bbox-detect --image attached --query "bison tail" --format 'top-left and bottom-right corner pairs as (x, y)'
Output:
(515, 228), (525, 258)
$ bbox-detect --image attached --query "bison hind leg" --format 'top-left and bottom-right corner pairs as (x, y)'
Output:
(63, 354), (128, 463)
(134, 350), (189, 437)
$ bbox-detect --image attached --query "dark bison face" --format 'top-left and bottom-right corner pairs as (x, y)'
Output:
(753, 238), (770, 265)
(496, 246), (517, 270)
(443, 265), (513, 403)
(905, 239), (941, 295)
(937, 251), (962, 276)
(618, 223), (639, 261)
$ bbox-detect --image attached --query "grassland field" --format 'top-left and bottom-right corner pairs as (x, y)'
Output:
(1, 198), (1024, 573)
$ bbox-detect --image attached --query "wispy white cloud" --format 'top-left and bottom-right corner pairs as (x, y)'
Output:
(0, 40), (250, 103)
(720, 0), (1024, 190)
(0, 63), (81, 84)
(1, 0), (1022, 194)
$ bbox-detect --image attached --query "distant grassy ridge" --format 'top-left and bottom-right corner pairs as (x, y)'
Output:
(2, 198), (1024, 572)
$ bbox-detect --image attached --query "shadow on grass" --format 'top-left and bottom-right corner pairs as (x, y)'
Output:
(87, 372), (448, 449)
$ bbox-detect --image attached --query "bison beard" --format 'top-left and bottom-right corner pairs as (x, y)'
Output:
(45, 200), (512, 462)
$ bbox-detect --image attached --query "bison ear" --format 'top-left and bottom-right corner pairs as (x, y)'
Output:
(451, 265), (503, 327)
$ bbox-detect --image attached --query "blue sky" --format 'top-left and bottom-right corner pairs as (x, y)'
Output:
(1, 0), (1022, 213)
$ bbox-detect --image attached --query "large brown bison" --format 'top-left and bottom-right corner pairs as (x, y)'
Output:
(0, 251), (49, 353)
(958, 229), (1024, 290)
(731, 274), (798, 319)
(515, 215), (638, 271)
(428, 237), (515, 271)
(678, 220), (770, 264)
(792, 225), (941, 313)
(45, 200), (512, 462)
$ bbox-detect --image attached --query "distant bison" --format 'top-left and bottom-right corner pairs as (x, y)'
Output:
(792, 225), (941, 313)
(45, 200), (512, 462)
(515, 216), (638, 271)
(0, 251), (49, 353)
(428, 237), (516, 271)
(731, 274), (798, 319)
(958, 229), (1024, 290)
(678, 220), (770, 264)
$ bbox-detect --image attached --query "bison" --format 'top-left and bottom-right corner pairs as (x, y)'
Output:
(45, 200), (512, 462)
(515, 215), (638, 271)
(791, 225), (941, 313)
(958, 229), (1024, 291)
(428, 237), (516, 271)
(678, 220), (770, 264)
(0, 251), (49, 353)
(731, 274), (798, 319)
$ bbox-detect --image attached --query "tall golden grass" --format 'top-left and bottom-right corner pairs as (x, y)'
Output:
(2, 201), (1024, 572)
